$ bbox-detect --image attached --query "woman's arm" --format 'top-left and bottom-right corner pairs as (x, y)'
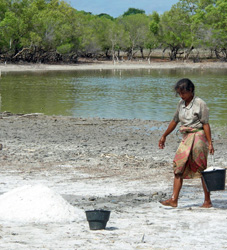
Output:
(203, 123), (214, 154)
(159, 120), (178, 149)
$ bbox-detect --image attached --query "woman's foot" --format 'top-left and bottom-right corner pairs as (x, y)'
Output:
(201, 201), (212, 208)
(160, 198), (178, 207)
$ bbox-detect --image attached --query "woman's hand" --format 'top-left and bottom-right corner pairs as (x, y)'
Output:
(203, 124), (214, 154)
(158, 120), (177, 149)
(208, 143), (214, 155)
(159, 136), (166, 149)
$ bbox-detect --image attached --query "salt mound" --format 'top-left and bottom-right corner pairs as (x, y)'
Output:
(0, 184), (83, 223)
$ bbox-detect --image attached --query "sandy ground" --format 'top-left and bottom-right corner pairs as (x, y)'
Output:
(0, 111), (226, 250)
(0, 60), (227, 73)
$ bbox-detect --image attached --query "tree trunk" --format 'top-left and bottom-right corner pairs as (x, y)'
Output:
(147, 48), (152, 64)
(105, 48), (111, 59)
(183, 46), (194, 60)
(214, 48), (221, 59)
(162, 47), (168, 59)
(13, 48), (29, 58)
(140, 47), (144, 59)
(169, 46), (180, 61)
(127, 48), (132, 60)
(209, 48), (214, 59)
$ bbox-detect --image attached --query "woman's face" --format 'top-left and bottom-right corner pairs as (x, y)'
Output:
(177, 89), (193, 103)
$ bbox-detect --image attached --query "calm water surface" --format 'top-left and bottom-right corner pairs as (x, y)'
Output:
(0, 68), (226, 127)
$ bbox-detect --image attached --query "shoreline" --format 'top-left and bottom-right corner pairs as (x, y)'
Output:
(0, 61), (227, 72)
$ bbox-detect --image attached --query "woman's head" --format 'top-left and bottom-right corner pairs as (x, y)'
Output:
(174, 78), (195, 96)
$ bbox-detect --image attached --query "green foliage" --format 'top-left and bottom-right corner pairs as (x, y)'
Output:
(158, 4), (196, 59)
(149, 11), (160, 35)
(57, 43), (74, 54)
(203, 0), (227, 58)
(0, 0), (9, 20)
(97, 13), (114, 20)
(0, 11), (21, 51)
(0, 0), (226, 61)
(123, 7), (145, 16)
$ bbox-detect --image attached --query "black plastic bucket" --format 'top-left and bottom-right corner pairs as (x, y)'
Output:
(202, 169), (226, 192)
(85, 210), (111, 230)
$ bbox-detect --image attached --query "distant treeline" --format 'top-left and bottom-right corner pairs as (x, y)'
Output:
(0, 0), (226, 63)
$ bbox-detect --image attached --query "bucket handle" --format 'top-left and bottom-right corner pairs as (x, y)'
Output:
(210, 155), (215, 170)
(211, 155), (214, 165)
(210, 155), (227, 170)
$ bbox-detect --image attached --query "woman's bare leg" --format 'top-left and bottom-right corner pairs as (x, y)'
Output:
(161, 174), (183, 207)
(201, 178), (212, 208)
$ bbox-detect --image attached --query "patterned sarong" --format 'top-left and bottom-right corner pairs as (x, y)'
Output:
(173, 126), (209, 179)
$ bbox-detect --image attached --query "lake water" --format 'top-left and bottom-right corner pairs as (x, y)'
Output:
(0, 68), (226, 127)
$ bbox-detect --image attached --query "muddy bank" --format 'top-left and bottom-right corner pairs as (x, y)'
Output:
(0, 113), (226, 194)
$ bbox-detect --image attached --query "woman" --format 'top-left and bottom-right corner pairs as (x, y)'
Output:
(158, 78), (214, 208)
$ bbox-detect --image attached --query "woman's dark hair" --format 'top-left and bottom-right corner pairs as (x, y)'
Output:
(174, 78), (195, 96)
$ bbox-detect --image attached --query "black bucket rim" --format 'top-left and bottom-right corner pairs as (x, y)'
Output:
(85, 209), (111, 220)
(85, 209), (111, 213)
(202, 168), (226, 173)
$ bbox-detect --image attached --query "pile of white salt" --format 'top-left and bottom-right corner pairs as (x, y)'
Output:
(0, 184), (83, 223)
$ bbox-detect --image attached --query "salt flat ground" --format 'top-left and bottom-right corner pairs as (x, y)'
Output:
(0, 114), (226, 249)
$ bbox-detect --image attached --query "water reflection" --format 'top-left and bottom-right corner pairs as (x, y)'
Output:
(0, 69), (226, 127)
